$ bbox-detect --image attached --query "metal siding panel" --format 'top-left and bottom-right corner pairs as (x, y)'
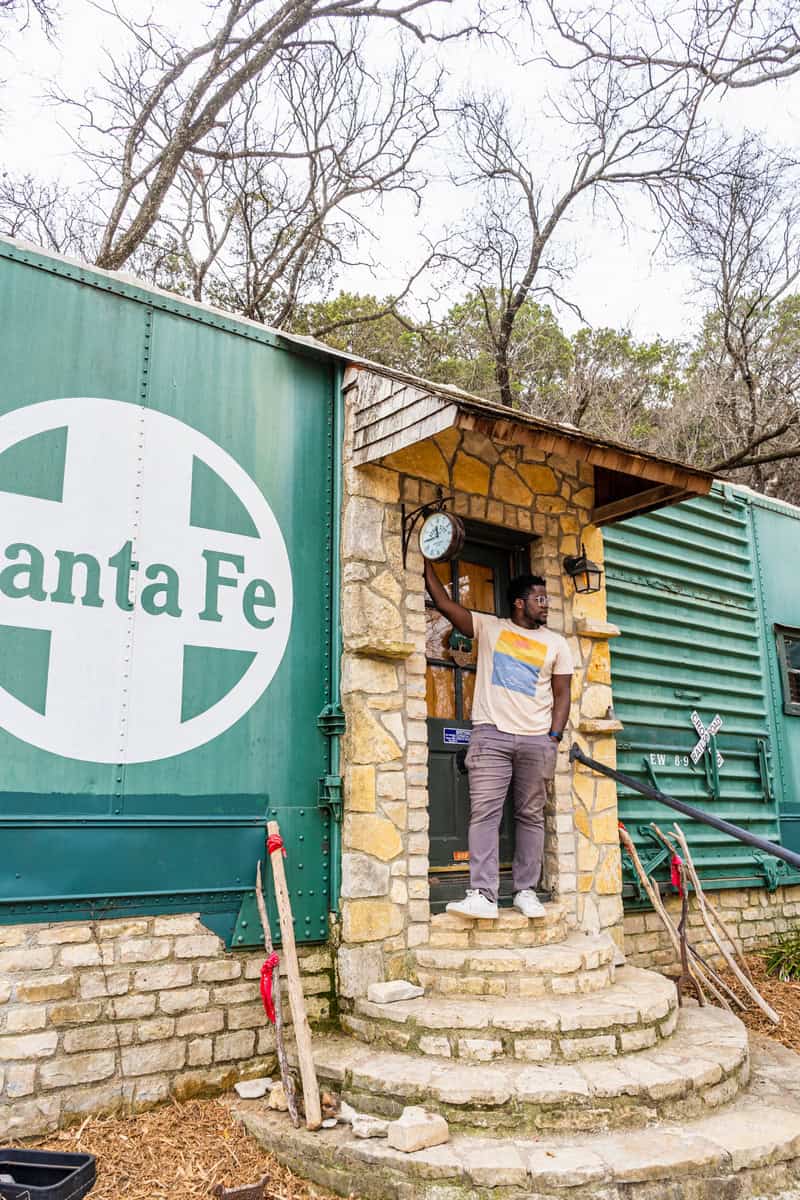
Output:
(0, 248), (334, 943)
(750, 500), (800, 854)
(604, 488), (780, 893)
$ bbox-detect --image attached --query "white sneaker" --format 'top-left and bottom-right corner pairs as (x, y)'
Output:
(446, 890), (498, 919)
(513, 889), (546, 919)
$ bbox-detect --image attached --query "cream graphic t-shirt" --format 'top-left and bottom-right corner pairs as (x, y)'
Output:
(470, 613), (573, 736)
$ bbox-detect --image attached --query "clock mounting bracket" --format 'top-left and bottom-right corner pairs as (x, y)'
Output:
(401, 487), (455, 569)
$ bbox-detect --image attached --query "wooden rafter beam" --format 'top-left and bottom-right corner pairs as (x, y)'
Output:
(592, 485), (698, 526)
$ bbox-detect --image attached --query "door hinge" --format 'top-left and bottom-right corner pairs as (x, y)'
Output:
(318, 774), (343, 823)
(756, 737), (774, 804)
(317, 703), (346, 737)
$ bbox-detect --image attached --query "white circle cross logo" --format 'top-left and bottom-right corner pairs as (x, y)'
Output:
(0, 397), (293, 763)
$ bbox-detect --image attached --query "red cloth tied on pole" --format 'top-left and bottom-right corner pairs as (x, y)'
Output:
(260, 953), (280, 1024)
(267, 834), (286, 857)
(670, 853), (684, 896)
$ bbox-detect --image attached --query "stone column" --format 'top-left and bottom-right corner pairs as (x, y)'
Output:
(336, 396), (431, 1002)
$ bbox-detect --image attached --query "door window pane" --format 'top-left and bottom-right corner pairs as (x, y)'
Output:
(462, 670), (476, 720)
(455, 560), (496, 668)
(777, 628), (800, 715)
(457, 561), (495, 614)
(426, 665), (456, 719)
(425, 562), (453, 662)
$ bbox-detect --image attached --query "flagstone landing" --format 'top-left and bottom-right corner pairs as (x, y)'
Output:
(235, 903), (800, 1199)
(237, 1038), (800, 1200)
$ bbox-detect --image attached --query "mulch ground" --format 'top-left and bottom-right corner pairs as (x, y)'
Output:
(705, 951), (800, 1053)
(17, 953), (800, 1199)
(22, 1097), (344, 1200)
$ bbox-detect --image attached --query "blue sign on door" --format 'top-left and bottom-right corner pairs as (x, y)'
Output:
(443, 727), (471, 745)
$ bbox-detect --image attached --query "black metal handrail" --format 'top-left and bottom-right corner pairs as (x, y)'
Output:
(570, 744), (800, 872)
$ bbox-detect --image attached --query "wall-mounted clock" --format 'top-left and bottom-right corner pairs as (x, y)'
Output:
(419, 510), (465, 562)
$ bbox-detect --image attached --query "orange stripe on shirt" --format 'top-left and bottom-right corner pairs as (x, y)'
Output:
(494, 629), (548, 669)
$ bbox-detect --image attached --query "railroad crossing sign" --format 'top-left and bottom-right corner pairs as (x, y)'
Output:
(0, 397), (293, 764)
(690, 710), (724, 769)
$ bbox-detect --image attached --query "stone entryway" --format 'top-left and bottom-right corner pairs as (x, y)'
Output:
(424, 528), (524, 910)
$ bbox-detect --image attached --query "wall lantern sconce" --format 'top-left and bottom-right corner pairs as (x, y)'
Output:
(563, 544), (603, 594)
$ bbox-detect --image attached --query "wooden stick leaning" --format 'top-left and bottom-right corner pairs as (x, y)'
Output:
(254, 860), (299, 1128)
(670, 823), (780, 1026)
(267, 820), (322, 1130)
(618, 824), (708, 1006)
(701, 882), (755, 983)
(648, 824), (743, 1011)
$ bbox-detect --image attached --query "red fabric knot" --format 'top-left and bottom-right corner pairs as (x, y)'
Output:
(260, 953), (280, 1024)
(267, 834), (286, 857)
(670, 852), (684, 896)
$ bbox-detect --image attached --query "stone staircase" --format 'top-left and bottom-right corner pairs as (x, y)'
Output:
(236, 905), (800, 1199)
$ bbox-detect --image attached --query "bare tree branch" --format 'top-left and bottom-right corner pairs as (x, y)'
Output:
(666, 136), (800, 489)
(544, 1), (800, 93)
(441, 52), (710, 407)
(0, 0), (57, 37)
(92, 27), (445, 329)
(42, 0), (501, 270)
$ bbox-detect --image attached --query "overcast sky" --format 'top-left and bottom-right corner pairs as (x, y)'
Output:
(2, 2), (798, 343)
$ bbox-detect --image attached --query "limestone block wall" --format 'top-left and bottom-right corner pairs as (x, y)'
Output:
(624, 883), (800, 970)
(337, 369), (626, 997)
(0, 914), (332, 1139)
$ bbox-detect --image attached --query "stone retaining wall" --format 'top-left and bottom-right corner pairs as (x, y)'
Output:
(0, 914), (332, 1139)
(624, 883), (800, 969)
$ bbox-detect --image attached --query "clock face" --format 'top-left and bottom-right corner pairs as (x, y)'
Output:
(420, 512), (459, 561)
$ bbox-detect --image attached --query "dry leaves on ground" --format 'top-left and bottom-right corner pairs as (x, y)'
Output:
(717, 953), (800, 1054)
(23, 1097), (346, 1200)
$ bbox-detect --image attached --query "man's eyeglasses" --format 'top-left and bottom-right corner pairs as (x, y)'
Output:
(531, 595), (549, 606)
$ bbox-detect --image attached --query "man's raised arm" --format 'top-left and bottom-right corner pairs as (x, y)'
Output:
(423, 560), (475, 638)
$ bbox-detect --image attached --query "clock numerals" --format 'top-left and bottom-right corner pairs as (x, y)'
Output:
(419, 512), (465, 563)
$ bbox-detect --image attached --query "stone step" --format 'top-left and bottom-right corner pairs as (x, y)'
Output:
(428, 902), (566, 949)
(342, 967), (677, 1063)
(409, 931), (615, 998)
(301, 1004), (749, 1135)
(236, 1038), (800, 1200)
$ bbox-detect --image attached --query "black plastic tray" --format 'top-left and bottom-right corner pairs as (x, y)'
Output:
(0, 1150), (96, 1199)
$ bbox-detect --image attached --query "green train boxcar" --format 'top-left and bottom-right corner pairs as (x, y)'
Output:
(605, 483), (800, 905)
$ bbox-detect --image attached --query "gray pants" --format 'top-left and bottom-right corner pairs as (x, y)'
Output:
(465, 724), (557, 903)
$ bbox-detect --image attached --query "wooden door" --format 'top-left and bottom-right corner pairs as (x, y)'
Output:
(425, 539), (516, 907)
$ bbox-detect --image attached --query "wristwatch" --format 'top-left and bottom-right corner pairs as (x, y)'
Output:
(548, 730), (563, 742)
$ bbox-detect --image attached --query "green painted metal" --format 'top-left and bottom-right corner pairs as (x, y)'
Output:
(0, 238), (340, 945)
(748, 492), (800, 857)
(322, 361), (345, 914)
(604, 485), (787, 895)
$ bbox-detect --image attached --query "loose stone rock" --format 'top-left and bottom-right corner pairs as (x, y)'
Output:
(234, 1078), (272, 1099)
(367, 980), (424, 1004)
(321, 1118), (338, 1129)
(267, 1083), (288, 1111)
(338, 1100), (358, 1125)
(352, 1114), (390, 1139)
(386, 1105), (449, 1153)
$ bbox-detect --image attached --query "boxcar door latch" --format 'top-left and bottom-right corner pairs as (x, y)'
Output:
(317, 775), (343, 823)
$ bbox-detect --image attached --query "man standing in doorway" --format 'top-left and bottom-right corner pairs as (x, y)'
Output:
(424, 562), (573, 919)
